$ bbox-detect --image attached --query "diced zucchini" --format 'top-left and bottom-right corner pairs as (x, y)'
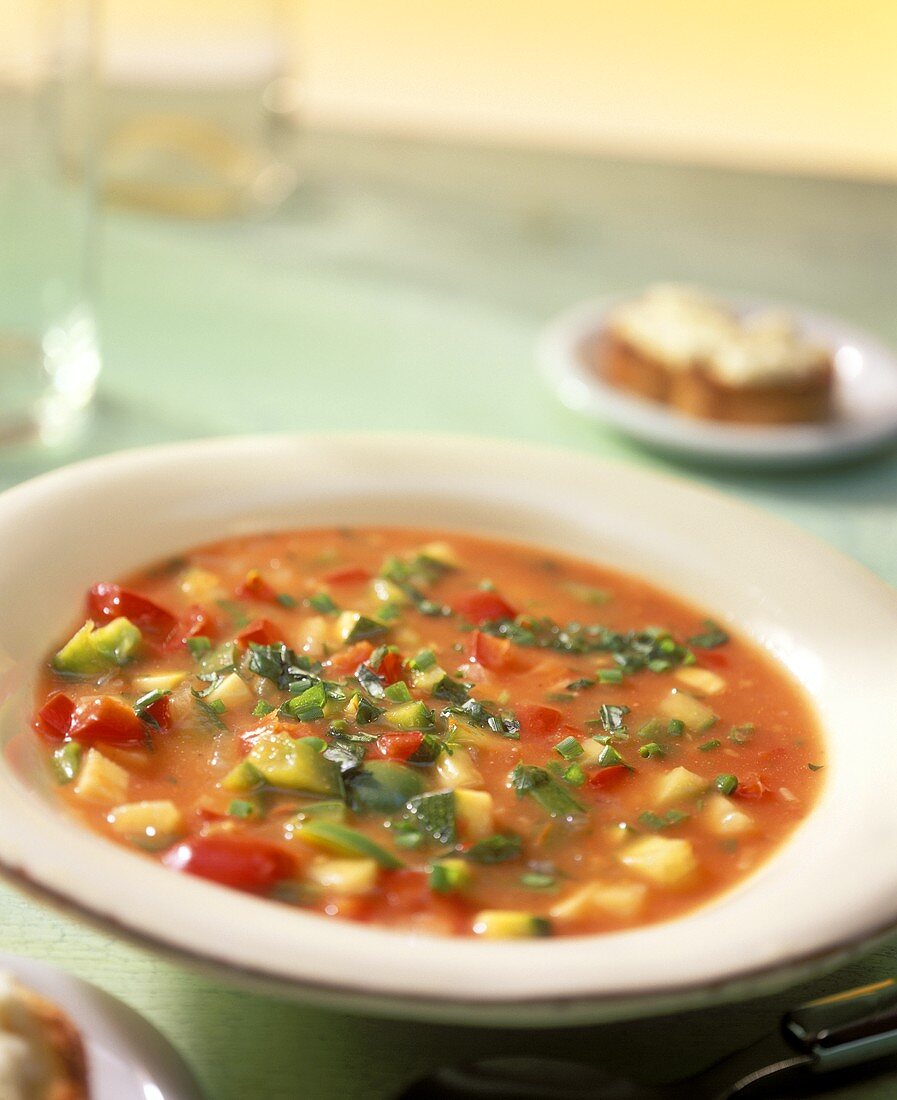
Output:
(179, 567), (223, 601)
(654, 765), (707, 807)
(619, 835), (698, 886)
(307, 857), (379, 894)
(454, 788), (494, 840)
(294, 821), (403, 868)
(53, 618), (142, 675)
(445, 715), (493, 750)
(132, 671), (187, 694)
(204, 672), (253, 709)
(429, 857), (472, 893)
(337, 611), (387, 644)
(247, 734), (342, 797)
(297, 801), (347, 823)
(472, 911), (552, 938)
(107, 799), (183, 850)
(435, 746), (484, 790)
(348, 760), (423, 813)
(220, 761), (265, 793)
(675, 667), (726, 696)
(371, 578), (409, 606)
(383, 700), (435, 731)
(550, 880), (647, 923)
(419, 541), (459, 567)
(73, 749), (129, 805)
(703, 793), (756, 838)
(658, 690), (718, 732)
(410, 664), (447, 693)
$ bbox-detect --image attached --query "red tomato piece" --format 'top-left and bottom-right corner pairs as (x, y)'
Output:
(35, 692), (74, 742)
(235, 618), (282, 647)
(87, 583), (177, 639)
(516, 704), (563, 738)
(466, 630), (513, 671)
(701, 651), (730, 669)
(162, 835), (294, 893)
(145, 694), (171, 730)
(376, 732), (423, 761)
(321, 566), (371, 585)
(375, 650), (404, 685)
(70, 696), (146, 746)
(164, 604), (218, 650)
(588, 764), (630, 791)
(326, 641), (374, 678)
(235, 570), (278, 604)
(734, 773), (768, 800)
(452, 590), (516, 624)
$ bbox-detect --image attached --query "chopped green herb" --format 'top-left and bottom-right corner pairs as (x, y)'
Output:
(215, 599), (251, 629)
(565, 678), (594, 692)
(186, 636), (212, 659)
(715, 774), (739, 795)
(429, 859), (471, 893)
(228, 799), (258, 818)
(667, 718), (685, 737)
(729, 724), (754, 745)
(52, 742), (82, 784)
(699, 739), (722, 752)
(563, 763), (586, 787)
(248, 643), (316, 691)
(599, 703), (630, 734)
(252, 700), (275, 718)
(276, 593), (298, 609)
(466, 834), (523, 864)
(597, 744), (626, 768)
(308, 592), (338, 614)
(405, 791), (456, 846)
(520, 872), (556, 889)
(432, 675), (471, 707)
(639, 809), (689, 831)
(133, 689), (170, 729)
(510, 764), (586, 818)
(688, 620), (729, 648)
(192, 693), (226, 730)
(808, 762), (824, 772)
(281, 681), (327, 722)
(562, 581), (611, 605)
(638, 742), (665, 759)
(554, 736), (583, 760)
(409, 649), (437, 672)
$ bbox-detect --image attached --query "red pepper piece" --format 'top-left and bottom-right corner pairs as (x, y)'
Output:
(321, 566), (371, 585)
(452, 590), (516, 624)
(466, 630), (513, 671)
(87, 583), (177, 639)
(588, 764), (630, 791)
(375, 732), (423, 761)
(516, 704), (563, 738)
(235, 618), (282, 647)
(234, 570), (278, 604)
(70, 696), (146, 746)
(35, 692), (75, 742)
(162, 835), (294, 893)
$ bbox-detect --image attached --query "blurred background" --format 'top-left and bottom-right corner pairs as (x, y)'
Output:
(3, 3), (897, 1099)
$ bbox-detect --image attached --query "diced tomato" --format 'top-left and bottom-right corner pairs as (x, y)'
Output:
(376, 732), (423, 761)
(701, 651), (730, 669)
(321, 566), (371, 585)
(326, 641), (374, 678)
(588, 765), (630, 792)
(235, 570), (278, 604)
(516, 704), (563, 738)
(145, 694), (171, 730)
(35, 692), (74, 742)
(87, 583), (177, 639)
(375, 650), (404, 685)
(70, 696), (146, 746)
(734, 773), (768, 800)
(466, 630), (513, 671)
(164, 604), (218, 650)
(452, 590), (516, 624)
(235, 618), (282, 647)
(162, 835), (294, 893)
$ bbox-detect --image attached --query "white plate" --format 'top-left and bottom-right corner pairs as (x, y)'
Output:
(0, 952), (203, 1099)
(537, 295), (897, 466)
(0, 434), (896, 1026)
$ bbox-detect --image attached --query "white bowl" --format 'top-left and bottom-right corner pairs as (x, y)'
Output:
(0, 433), (896, 1027)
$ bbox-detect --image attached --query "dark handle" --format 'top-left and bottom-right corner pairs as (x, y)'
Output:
(784, 977), (897, 1072)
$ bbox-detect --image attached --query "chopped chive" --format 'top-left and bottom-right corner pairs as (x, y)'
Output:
(228, 799), (258, 818)
(715, 774), (739, 795)
(384, 681), (412, 703)
(276, 593), (298, 609)
(554, 735), (583, 760)
(565, 678), (594, 692)
(638, 742), (665, 760)
(699, 739), (721, 752)
(410, 649), (437, 672)
(207, 699), (226, 714)
(598, 744), (625, 768)
(251, 700), (275, 717)
(520, 872), (556, 889)
(688, 620), (729, 648)
(187, 636), (212, 658)
(808, 762), (824, 772)
(598, 703), (629, 733)
(597, 668), (623, 684)
(563, 763), (586, 787)
(667, 718), (685, 737)
(640, 809), (689, 831)
(729, 724), (754, 745)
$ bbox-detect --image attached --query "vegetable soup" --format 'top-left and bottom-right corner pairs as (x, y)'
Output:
(32, 528), (823, 938)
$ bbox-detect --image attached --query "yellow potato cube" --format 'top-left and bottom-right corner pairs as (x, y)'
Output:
(435, 747), (483, 789)
(655, 766), (707, 807)
(619, 835), (698, 886)
(205, 672), (253, 710)
(73, 749), (129, 806)
(675, 667), (726, 696)
(703, 793), (756, 838)
(455, 788), (494, 840)
(107, 800), (183, 849)
(307, 858), (378, 895)
(551, 880), (647, 923)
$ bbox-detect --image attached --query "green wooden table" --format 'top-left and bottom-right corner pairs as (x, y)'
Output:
(3, 130), (897, 1099)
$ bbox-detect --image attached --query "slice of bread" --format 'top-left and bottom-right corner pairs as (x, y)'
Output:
(595, 285), (833, 424)
(0, 973), (89, 1100)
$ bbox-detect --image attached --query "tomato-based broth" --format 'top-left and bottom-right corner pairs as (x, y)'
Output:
(32, 528), (823, 938)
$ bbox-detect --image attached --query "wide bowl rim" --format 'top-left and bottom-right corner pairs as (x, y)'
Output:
(1, 431), (896, 1024)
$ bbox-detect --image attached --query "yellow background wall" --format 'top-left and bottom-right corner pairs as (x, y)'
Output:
(10, 0), (897, 179)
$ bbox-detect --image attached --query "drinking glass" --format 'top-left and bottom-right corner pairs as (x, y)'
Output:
(0, 0), (102, 446)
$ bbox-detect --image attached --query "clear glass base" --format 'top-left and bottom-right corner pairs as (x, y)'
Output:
(0, 307), (101, 447)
